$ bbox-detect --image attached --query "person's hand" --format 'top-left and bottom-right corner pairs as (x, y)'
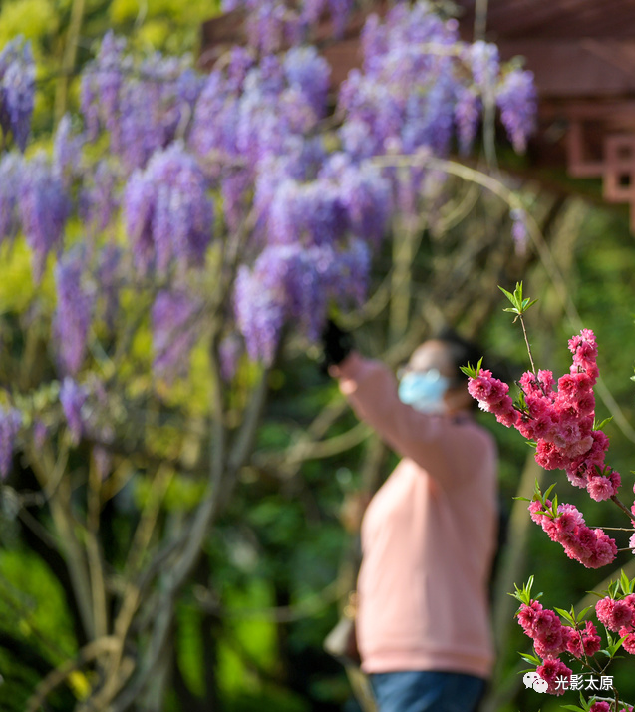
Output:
(320, 318), (353, 374)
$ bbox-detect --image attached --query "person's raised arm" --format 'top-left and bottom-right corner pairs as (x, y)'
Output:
(321, 321), (455, 481)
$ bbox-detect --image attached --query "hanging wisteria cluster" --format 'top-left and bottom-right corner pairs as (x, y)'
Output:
(0, 0), (537, 477)
(0, 37), (35, 152)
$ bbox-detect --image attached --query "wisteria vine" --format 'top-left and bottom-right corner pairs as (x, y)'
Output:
(0, 3), (536, 480)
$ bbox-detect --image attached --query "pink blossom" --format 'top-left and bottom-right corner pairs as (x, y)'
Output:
(532, 413), (556, 440)
(589, 703), (610, 712)
(530, 502), (617, 568)
(609, 600), (634, 631)
(586, 472), (619, 502)
(517, 600), (543, 631)
(565, 461), (589, 489)
(536, 657), (571, 695)
(552, 420), (581, 448)
(485, 379), (509, 403)
(537, 369), (555, 392)
(516, 417), (535, 440)
(467, 376), (492, 401)
(591, 429), (610, 453)
(574, 391), (595, 416)
(596, 597), (617, 629)
(528, 499), (548, 526)
(562, 434), (594, 459)
(619, 627), (635, 655)
(557, 374), (580, 402)
(583, 530), (617, 568)
(554, 505), (582, 535)
(581, 620), (601, 656)
(629, 532), (635, 554)
(563, 626), (583, 658)
(519, 371), (542, 396)
(534, 440), (566, 470)
(525, 393), (551, 419)
(488, 394), (519, 427)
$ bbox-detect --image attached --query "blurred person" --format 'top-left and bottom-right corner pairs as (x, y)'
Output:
(322, 321), (498, 712)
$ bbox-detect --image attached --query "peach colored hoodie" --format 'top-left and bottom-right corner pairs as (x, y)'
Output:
(335, 352), (498, 679)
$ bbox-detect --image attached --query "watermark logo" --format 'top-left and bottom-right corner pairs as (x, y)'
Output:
(523, 672), (548, 693)
(524, 673), (614, 694)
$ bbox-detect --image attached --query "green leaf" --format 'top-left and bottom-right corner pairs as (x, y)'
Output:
(460, 357), (483, 379)
(519, 652), (541, 666)
(620, 569), (632, 596)
(593, 416), (613, 431)
(498, 285), (516, 306)
(555, 607), (574, 625)
(542, 483), (556, 506)
(608, 634), (629, 657)
(498, 282), (537, 317)
(577, 605), (593, 621)
(560, 706), (586, 712)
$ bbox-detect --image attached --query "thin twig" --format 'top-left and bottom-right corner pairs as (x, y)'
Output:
(518, 313), (537, 376)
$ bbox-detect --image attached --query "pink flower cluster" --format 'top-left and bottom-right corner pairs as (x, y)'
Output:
(590, 702), (633, 712)
(595, 595), (635, 655)
(468, 329), (621, 502)
(517, 599), (601, 694)
(528, 499), (617, 568)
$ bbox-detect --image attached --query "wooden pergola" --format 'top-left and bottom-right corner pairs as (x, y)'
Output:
(199, 0), (635, 228)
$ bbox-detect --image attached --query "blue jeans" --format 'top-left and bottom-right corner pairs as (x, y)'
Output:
(369, 670), (487, 712)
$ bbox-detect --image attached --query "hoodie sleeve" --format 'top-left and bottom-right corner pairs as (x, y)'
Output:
(332, 352), (478, 486)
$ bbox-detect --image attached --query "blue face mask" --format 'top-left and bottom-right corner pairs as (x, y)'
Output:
(398, 369), (450, 414)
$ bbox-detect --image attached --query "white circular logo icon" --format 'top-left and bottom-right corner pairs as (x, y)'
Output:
(523, 672), (540, 689)
(533, 678), (548, 693)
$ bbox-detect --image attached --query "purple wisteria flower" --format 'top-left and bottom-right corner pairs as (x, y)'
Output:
(0, 153), (22, 243)
(268, 178), (348, 247)
(81, 33), (203, 172)
(0, 37), (35, 151)
(338, 4), (464, 161)
(320, 153), (392, 246)
(283, 47), (330, 119)
(124, 142), (213, 276)
(18, 153), (71, 282)
(152, 289), (202, 382)
(496, 68), (537, 154)
(53, 248), (95, 376)
(469, 41), (499, 92)
(223, 0), (353, 52)
(0, 408), (22, 480)
(79, 161), (120, 234)
(60, 377), (88, 445)
(53, 114), (85, 186)
(338, 3), (536, 167)
(233, 259), (287, 365)
(80, 32), (126, 144)
(233, 240), (371, 363)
